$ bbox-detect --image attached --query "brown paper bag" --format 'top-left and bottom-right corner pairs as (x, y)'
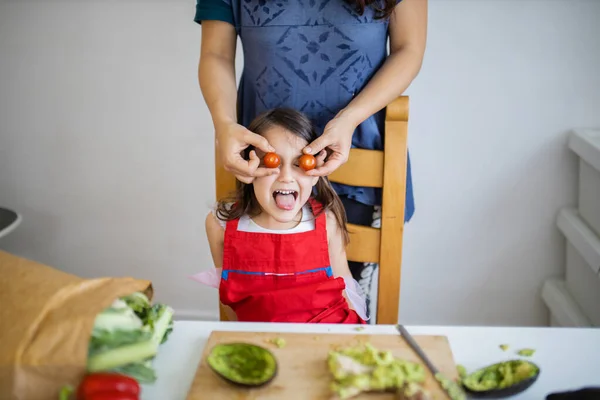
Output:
(0, 250), (153, 400)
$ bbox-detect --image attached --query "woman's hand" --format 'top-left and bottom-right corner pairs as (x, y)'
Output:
(302, 110), (358, 177)
(216, 120), (279, 184)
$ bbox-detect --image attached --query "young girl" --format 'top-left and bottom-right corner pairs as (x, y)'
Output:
(192, 108), (368, 324)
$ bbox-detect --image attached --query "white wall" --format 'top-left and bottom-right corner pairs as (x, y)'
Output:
(1, 0), (599, 325)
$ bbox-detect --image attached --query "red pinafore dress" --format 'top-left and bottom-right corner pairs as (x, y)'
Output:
(219, 199), (365, 324)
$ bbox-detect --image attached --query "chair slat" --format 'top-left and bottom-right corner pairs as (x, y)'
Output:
(376, 117), (409, 325)
(345, 223), (381, 263)
(328, 149), (384, 188)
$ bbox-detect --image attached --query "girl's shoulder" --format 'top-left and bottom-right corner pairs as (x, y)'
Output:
(208, 202), (235, 230)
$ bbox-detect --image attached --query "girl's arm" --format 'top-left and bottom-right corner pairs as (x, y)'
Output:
(325, 211), (358, 312)
(198, 21), (277, 184)
(205, 212), (237, 321)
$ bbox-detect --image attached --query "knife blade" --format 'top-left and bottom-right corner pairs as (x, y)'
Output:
(396, 324), (466, 400)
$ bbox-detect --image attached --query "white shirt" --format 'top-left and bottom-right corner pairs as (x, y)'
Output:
(213, 203), (315, 234)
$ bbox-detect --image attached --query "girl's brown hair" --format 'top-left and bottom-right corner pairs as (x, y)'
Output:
(215, 108), (350, 245)
(347, 0), (397, 20)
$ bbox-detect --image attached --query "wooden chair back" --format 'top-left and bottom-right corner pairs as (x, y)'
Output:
(214, 96), (409, 324)
(328, 96), (409, 324)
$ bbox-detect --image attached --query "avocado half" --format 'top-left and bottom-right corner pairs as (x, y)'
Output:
(462, 359), (540, 398)
(207, 342), (278, 387)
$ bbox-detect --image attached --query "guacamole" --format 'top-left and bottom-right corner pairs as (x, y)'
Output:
(462, 360), (539, 391)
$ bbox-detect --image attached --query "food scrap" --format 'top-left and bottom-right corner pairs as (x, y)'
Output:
(435, 372), (466, 400)
(397, 382), (431, 400)
(517, 348), (535, 357)
(462, 360), (539, 392)
(353, 326), (365, 332)
(266, 337), (286, 348)
(499, 344), (510, 351)
(327, 342), (427, 399)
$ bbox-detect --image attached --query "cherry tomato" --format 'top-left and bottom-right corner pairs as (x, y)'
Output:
(76, 373), (139, 400)
(263, 152), (281, 168)
(299, 154), (316, 171)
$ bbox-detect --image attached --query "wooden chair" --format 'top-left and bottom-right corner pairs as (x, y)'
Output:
(214, 96), (409, 324)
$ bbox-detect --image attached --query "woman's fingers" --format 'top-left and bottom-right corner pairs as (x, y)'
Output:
(227, 150), (279, 183)
(244, 130), (275, 154)
(315, 150), (327, 168)
(305, 153), (346, 176)
(303, 134), (330, 156)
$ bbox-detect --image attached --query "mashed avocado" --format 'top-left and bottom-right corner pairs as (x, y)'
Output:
(327, 343), (426, 399)
(207, 343), (277, 386)
(462, 360), (539, 391)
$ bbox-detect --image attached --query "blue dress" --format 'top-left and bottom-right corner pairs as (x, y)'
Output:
(194, 0), (414, 222)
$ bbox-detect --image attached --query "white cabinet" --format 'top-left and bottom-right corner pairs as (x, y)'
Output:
(556, 208), (600, 326)
(569, 129), (600, 236)
(545, 128), (600, 327)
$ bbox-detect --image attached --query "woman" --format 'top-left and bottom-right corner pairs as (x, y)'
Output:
(195, 0), (427, 320)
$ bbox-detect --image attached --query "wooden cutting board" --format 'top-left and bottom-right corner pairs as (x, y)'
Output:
(186, 331), (459, 400)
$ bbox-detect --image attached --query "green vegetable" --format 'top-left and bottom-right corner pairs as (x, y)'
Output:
(456, 364), (467, 380)
(517, 348), (535, 357)
(207, 343), (278, 386)
(435, 372), (466, 400)
(111, 359), (157, 383)
(499, 344), (510, 351)
(58, 385), (73, 400)
(327, 343), (427, 399)
(462, 360), (539, 391)
(86, 292), (174, 383)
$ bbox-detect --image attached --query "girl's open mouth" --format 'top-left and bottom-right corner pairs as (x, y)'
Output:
(273, 190), (298, 211)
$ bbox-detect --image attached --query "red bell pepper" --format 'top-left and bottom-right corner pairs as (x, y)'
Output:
(82, 394), (139, 400)
(76, 373), (140, 400)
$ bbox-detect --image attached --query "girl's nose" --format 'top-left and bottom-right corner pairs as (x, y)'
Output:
(277, 164), (294, 183)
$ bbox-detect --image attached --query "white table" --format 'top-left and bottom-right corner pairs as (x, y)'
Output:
(144, 321), (600, 400)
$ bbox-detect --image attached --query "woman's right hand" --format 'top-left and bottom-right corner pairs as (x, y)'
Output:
(215, 120), (279, 184)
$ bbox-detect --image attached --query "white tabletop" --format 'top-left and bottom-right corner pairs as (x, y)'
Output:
(143, 321), (600, 400)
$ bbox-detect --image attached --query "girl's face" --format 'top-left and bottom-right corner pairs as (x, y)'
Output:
(252, 126), (319, 227)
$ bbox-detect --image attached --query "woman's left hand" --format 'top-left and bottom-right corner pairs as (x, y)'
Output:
(302, 110), (358, 176)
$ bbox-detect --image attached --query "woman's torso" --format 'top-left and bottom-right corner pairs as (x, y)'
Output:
(228, 0), (394, 206)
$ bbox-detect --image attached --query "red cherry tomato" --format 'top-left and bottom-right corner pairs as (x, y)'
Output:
(76, 373), (140, 400)
(263, 152), (281, 168)
(299, 154), (316, 171)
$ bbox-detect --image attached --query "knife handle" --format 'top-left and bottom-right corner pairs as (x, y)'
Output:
(546, 387), (600, 400)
